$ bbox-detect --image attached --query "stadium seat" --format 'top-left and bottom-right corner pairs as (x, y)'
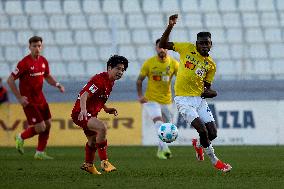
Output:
(242, 13), (260, 27)
(108, 14), (126, 29)
(219, 0), (237, 12)
(0, 1), (3, 14)
(36, 31), (55, 45)
(43, 0), (62, 14)
(127, 14), (146, 29)
(86, 62), (105, 76)
(49, 15), (68, 29)
(0, 15), (10, 30)
(260, 12), (279, 27)
(136, 45), (154, 61)
(5, 1), (23, 15)
(276, 0), (284, 10)
(123, 0), (141, 13)
(74, 30), (93, 45)
(142, 0), (160, 13)
(171, 29), (189, 42)
(238, 0), (256, 11)
(43, 46), (62, 61)
(98, 46), (116, 61)
(272, 59), (284, 78)
(0, 63), (10, 78)
(10, 15), (28, 29)
(5, 46), (23, 62)
(118, 45), (136, 61)
(88, 15), (108, 29)
(123, 61), (141, 79)
(132, 29), (150, 44)
(248, 44), (268, 59)
(94, 30), (112, 44)
(63, 0), (81, 14)
(161, 0), (180, 13)
(269, 44), (284, 58)
(49, 62), (68, 78)
(30, 15), (49, 30)
(245, 60), (272, 79)
(217, 60), (242, 79)
(205, 13), (223, 28)
(55, 31), (73, 45)
(209, 28), (226, 43)
(17, 31), (34, 45)
(245, 28), (264, 43)
(183, 13), (203, 28)
(256, 0), (275, 11)
(61, 47), (80, 61)
(146, 14), (165, 28)
(199, 0), (218, 12)
(264, 28), (282, 43)
(223, 13), (242, 28)
(24, 0), (43, 14)
(211, 44), (230, 59)
(83, 0), (101, 14)
(230, 44), (246, 60)
(0, 31), (17, 45)
(69, 15), (88, 29)
(102, 0), (121, 13)
(80, 46), (99, 61)
(114, 29), (131, 45)
(151, 29), (164, 42)
(227, 28), (243, 43)
(181, 0), (199, 13)
(67, 62), (86, 78)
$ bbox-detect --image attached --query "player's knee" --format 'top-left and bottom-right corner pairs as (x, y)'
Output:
(97, 122), (107, 136)
(199, 130), (210, 148)
(35, 123), (46, 133)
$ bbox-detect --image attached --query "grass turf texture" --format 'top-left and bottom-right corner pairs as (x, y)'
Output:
(0, 146), (283, 189)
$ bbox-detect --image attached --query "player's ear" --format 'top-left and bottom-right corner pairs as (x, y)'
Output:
(107, 65), (112, 71)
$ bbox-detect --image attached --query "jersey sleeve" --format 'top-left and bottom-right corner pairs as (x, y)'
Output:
(43, 57), (50, 77)
(204, 62), (216, 84)
(139, 60), (149, 77)
(11, 59), (27, 80)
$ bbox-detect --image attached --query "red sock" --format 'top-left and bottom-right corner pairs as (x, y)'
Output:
(96, 140), (108, 161)
(37, 129), (50, 152)
(21, 127), (37, 140)
(85, 143), (96, 163)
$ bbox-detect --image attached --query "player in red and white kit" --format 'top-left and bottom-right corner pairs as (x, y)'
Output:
(7, 36), (65, 160)
(71, 55), (128, 175)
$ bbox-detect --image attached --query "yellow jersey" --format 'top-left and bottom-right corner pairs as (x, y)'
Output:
(173, 42), (216, 96)
(139, 55), (179, 104)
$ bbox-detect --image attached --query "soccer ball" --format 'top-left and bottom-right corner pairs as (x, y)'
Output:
(158, 123), (178, 143)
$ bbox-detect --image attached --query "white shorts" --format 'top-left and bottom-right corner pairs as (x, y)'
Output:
(174, 96), (215, 125)
(143, 102), (173, 122)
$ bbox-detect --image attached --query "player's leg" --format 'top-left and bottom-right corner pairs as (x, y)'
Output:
(198, 99), (232, 172)
(87, 117), (116, 172)
(144, 102), (170, 159)
(80, 134), (101, 175)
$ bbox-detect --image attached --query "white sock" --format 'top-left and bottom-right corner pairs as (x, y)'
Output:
(204, 144), (219, 165)
(154, 121), (169, 151)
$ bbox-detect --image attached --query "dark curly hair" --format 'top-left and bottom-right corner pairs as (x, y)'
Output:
(107, 55), (128, 71)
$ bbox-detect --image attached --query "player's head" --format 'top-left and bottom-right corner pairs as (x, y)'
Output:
(155, 39), (167, 59)
(107, 55), (129, 80)
(29, 36), (43, 57)
(196, 32), (212, 57)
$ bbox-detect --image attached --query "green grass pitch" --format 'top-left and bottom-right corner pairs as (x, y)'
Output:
(0, 146), (283, 189)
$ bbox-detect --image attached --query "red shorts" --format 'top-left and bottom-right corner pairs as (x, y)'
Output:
(23, 103), (51, 125)
(71, 111), (97, 136)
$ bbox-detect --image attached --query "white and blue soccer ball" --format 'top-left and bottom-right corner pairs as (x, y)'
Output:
(158, 123), (178, 143)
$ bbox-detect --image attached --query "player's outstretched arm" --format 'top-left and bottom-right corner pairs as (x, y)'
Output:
(45, 74), (65, 93)
(103, 105), (118, 116)
(159, 14), (178, 50)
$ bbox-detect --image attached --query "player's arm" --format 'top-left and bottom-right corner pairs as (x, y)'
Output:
(103, 105), (118, 116)
(7, 75), (29, 107)
(78, 91), (89, 121)
(44, 74), (65, 93)
(159, 14), (178, 50)
(201, 81), (217, 98)
(136, 75), (148, 103)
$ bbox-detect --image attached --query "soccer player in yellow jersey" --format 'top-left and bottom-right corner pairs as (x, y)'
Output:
(159, 14), (232, 172)
(136, 39), (179, 159)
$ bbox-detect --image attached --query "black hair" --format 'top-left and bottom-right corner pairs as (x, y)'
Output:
(29, 36), (43, 45)
(107, 55), (128, 71)
(155, 38), (161, 45)
(197, 32), (211, 39)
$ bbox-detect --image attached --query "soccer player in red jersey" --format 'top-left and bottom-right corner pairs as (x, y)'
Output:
(71, 55), (128, 175)
(0, 77), (9, 105)
(7, 36), (65, 160)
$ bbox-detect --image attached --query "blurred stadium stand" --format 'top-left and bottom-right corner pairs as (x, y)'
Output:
(0, 0), (284, 101)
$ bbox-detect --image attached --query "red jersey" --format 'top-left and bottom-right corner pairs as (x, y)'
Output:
(11, 54), (50, 104)
(72, 72), (114, 116)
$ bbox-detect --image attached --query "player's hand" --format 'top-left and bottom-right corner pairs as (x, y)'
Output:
(78, 109), (88, 121)
(138, 96), (148, 104)
(169, 14), (178, 26)
(57, 83), (65, 93)
(201, 88), (217, 99)
(104, 107), (118, 116)
(18, 96), (29, 107)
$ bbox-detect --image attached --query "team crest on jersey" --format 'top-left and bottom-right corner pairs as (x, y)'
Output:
(195, 68), (205, 77)
(185, 61), (195, 70)
(13, 67), (19, 75)
(89, 84), (98, 93)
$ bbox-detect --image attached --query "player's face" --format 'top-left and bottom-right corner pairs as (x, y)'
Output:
(108, 63), (125, 80)
(29, 41), (42, 57)
(196, 37), (212, 57)
(156, 42), (167, 59)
